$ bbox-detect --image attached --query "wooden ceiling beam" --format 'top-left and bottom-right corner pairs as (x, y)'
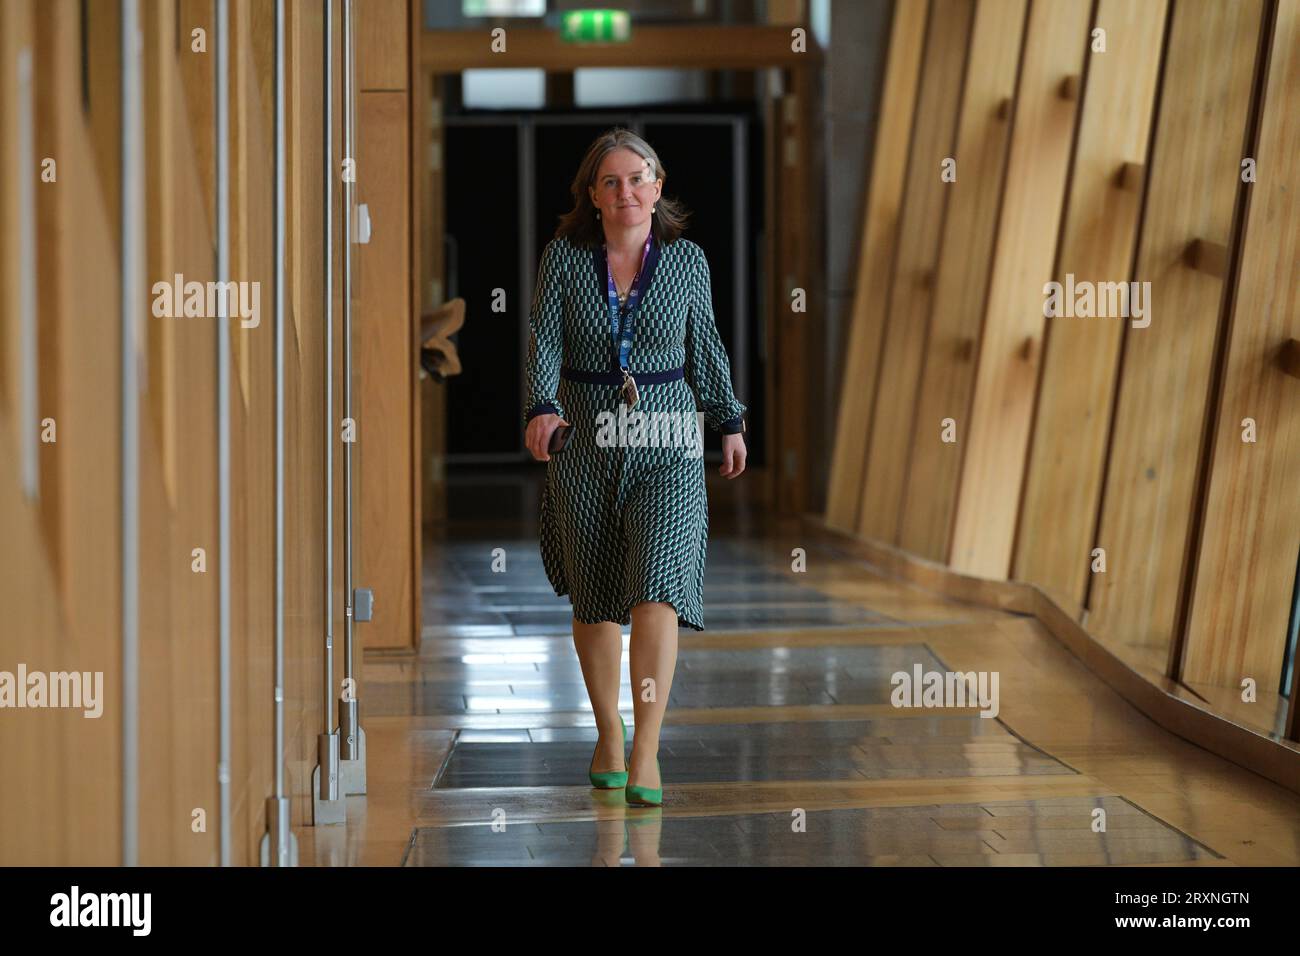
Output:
(420, 24), (817, 72)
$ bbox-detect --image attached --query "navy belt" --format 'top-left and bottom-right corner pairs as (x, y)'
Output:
(560, 365), (685, 386)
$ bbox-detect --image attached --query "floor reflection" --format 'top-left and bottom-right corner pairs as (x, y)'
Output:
(405, 797), (1219, 867)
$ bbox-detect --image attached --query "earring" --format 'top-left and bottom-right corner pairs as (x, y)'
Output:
(652, 205), (656, 212)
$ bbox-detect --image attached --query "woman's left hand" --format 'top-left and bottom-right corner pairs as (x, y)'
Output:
(719, 432), (746, 479)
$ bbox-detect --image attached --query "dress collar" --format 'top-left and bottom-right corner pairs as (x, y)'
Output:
(593, 231), (661, 303)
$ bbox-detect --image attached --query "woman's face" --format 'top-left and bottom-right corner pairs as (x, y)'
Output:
(589, 147), (662, 229)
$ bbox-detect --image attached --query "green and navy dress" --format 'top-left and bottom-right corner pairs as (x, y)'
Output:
(523, 233), (746, 631)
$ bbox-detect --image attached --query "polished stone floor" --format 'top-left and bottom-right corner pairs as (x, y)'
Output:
(341, 465), (1265, 868)
(435, 715), (1072, 789)
(406, 796), (1219, 867)
(369, 640), (1005, 715)
(419, 538), (907, 637)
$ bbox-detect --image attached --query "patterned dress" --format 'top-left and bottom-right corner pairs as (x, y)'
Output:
(523, 233), (746, 631)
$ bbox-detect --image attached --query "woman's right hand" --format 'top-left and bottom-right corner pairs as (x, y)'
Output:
(525, 413), (571, 462)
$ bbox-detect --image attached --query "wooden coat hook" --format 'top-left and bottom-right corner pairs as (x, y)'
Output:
(1183, 238), (1228, 279)
(1278, 338), (1300, 380)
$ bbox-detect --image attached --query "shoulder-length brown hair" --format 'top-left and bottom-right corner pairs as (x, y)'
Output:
(555, 127), (690, 248)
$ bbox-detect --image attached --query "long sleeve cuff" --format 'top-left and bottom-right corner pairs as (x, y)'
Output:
(703, 397), (746, 433)
(524, 401), (564, 427)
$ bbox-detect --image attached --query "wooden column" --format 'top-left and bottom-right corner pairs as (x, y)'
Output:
(948, 0), (1092, 577)
(1087, 0), (1265, 658)
(1182, 1), (1300, 705)
(1014, 0), (1168, 605)
(824, 0), (928, 533)
(856, 0), (974, 544)
(898, 0), (1025, 562)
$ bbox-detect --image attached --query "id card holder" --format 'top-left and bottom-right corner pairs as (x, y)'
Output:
(621, 369), (639, 407)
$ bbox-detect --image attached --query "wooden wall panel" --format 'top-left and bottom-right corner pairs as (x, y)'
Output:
(358, 0), (408, 91)
(1014, 0), (1168, 604)
(896, 0), (1025, 561)
(1183, 0), (1300, 689)
(138, 0), (222, 867)
(284, 0), (330, 834)
(0, 0), (124, 865)
(330, 0), (347, 667)
(1088, 0), (1264, 652)
(824, 0), (928, 532)
(229, 0), (277, 863)
(47, 0), (126, 865)
(0, 0), (49, 865)
(0, 0), (413, 864)
(948, 0), (1091, 577)
(144, 0), (179, 504)
(0, 0), (20, 414)
(855, 0), (974, 543)
(351, 0), (415, 651)
(178, 0), (217, 230)
(34, 3), (69, 596)
(232, 0), (271, 408)
(356, 89), (414, 651)
(409, 0), (422, 652)
(820, 0), (1295, 748)
(84, 0), (122, 235)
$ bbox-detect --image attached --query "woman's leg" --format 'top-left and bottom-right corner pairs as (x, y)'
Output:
(628, 600), (679, 790)
(572, 618), (625, 772)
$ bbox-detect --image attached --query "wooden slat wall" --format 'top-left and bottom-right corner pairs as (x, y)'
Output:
(34, 4), (69, 583)
(1183, 0), (1300, 689)
(824, 0), (928, 532)
(180, 0), (218, 229)
(947, 0), (1092, 577)
(283, 0), (332, 833)
(0, 0), (411, 864)
(855, 0), (974, 543)
(897, 0), (1026, 562)
(1, 0), (124, 866)
(139, 0), (220, 865)
(228, 0), (277, 861)
(824, 0), (1298, 736)
(1013, 0), (1168, 604)
(0, 1), (25, 416)
(1087, 0), (1264, 653)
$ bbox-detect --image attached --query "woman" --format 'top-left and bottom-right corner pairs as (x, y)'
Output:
(523, 128), (748, 808)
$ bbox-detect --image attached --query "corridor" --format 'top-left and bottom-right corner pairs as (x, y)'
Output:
(4, 0), (1297, 891)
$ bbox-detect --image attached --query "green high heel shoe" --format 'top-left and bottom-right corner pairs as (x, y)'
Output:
(625, 755), (662, 807)
(588, 715), (628, 789)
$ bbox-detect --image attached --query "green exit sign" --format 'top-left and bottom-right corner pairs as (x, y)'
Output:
(561, 9), (632, 43)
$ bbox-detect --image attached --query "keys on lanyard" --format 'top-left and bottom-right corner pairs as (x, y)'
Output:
(607, 232), (652, 407)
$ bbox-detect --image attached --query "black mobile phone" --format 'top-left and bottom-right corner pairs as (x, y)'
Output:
(548, 424), (574, 454)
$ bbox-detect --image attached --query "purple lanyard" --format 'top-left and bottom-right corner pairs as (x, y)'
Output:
(605, 232), (653, 371)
